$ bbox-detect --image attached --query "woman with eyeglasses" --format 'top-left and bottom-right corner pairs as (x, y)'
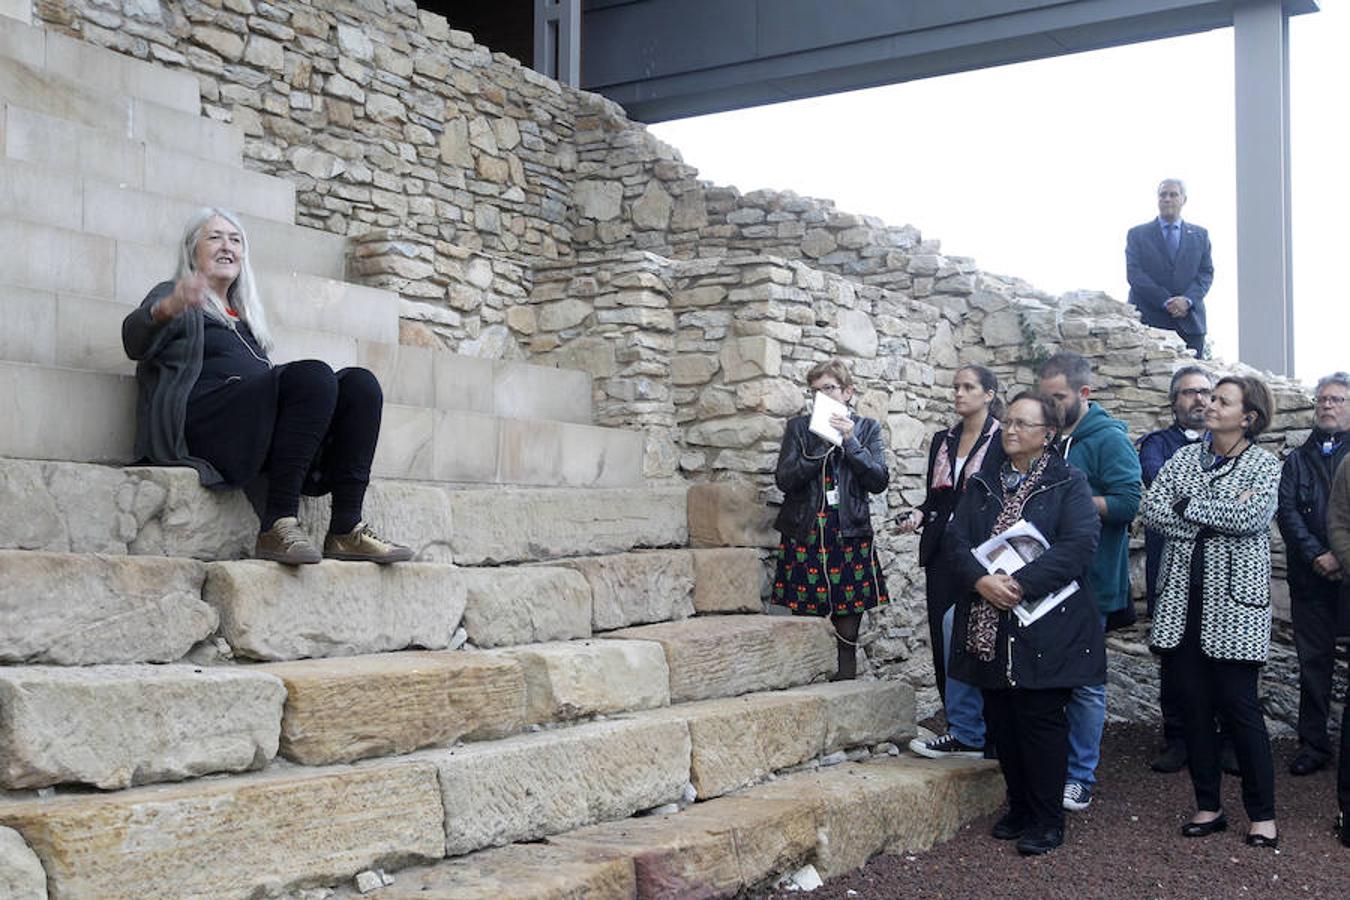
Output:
(1141, 375), (1282, 849)
(900, 364), (1003, 760)
(771, 358), (890, 680)
(945, 391), (1103, 856)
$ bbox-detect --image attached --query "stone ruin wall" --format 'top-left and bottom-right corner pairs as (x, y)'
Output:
(38, 0), (1333, 729)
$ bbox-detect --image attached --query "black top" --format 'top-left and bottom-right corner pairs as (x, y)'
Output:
(915, 415), (999, 567)
(191, 316), (271, 401)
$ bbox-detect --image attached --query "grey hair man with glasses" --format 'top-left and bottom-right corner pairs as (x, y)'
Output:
(1137, 365), (1217, 773)
(1276, 372), (1350, 778)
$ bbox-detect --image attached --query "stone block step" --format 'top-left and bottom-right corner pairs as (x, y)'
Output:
(0, 550), (214, 665)
(0, 59), (240, 166)
(458, 566), (594, 648)
(203, 559), (467, 662)
(0, 360), (637, 487)
(0, 458), (687, 564)
(0, 126), (291, 223)
(0, 16), (200, 114)
(0, 664), (284, 790)
(255, 651), (527, 766)
(497, 638), (671, 724)
(603, 615), (836, 703)
(0, 760), (446, 900)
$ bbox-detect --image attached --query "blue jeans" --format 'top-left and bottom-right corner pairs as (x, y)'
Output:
(1065, 614), (1108, 787)
(943, 605), (985, 747)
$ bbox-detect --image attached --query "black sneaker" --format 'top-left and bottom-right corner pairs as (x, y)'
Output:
(1339, 811), (1350, 848)
(1016, 826), (1064, 856)
(908, 733), (984, 759)
(1062, 782), (1092, 811)
(1150, 742), (1187, 773)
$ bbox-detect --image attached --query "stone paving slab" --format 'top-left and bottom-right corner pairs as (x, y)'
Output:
(550, 794), (817, 899)
(203, 560), (464, 661)
(424, 717), (690, 856)
(497, 639), (670, 723)
(256, 651), (526, 765)
(0, 761), (445, 900)
(0, 550), (213, 665)
(0, 664), (284, 790)
(553, 549), (695, 631)
(601, 614), (835, 703)
(782, 679), (917, 752)
(458, 566), (593, 648)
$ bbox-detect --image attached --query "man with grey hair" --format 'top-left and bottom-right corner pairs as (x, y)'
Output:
(1126, 179), (1213, 357)
(1277, 372), (1350, 776)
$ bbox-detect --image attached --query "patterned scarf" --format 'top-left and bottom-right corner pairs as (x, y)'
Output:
(966, 450), (1054, 663)
(930, 418), (1001, 491)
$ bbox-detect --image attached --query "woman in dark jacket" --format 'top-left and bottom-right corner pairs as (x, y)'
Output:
(901, 364), (1003, 758)
(772, 358), (890, 679)
(122, 207), (410, 566)
(947, 391), (1103, 856)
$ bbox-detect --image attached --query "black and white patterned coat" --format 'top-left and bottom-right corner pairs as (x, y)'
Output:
(1141, 442), (1281, 663)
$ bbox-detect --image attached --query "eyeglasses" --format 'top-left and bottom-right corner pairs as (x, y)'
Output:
(1316, 395), (1348, 407)
(1003, 418), (1048, 432)
(811, 384), (845, 396)
(1176, 388), (1211, 400)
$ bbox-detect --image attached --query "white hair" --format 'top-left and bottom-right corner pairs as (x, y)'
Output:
(174, 207), (273, 351)
(1157, 178), (1187, 197)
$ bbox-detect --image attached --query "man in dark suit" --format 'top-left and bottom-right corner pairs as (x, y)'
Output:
(1125, 179), (1213, 357)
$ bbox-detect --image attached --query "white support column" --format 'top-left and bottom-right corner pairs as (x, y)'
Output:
(535, 0), (581, 87)
(1233, 0), (1294, 375)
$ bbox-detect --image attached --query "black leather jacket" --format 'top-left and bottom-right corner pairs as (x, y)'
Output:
(773, 414), (888, 541)
(1276, 429), (1349, 587)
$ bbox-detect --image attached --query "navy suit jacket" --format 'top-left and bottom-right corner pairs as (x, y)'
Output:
(1125, 219), (1213, 337)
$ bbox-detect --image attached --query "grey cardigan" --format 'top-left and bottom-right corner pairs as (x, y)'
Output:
(1141, 442), (1281, 663)
(121, 281), (225, 487)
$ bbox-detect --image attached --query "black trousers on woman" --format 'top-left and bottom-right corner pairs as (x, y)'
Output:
(1161, 591), (1276, 822)
(925, 566), (958, 704)
(982, 686), (1071, 831)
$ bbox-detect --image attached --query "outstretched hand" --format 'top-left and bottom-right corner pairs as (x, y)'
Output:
(153, 272), (214, 323)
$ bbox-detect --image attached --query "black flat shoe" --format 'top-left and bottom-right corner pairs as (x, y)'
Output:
(991, 812), (1027, 840)
(1245, 832), (1279, 849)
(1016, 826), (1064, 856)
(1181, 814), (1228, 837)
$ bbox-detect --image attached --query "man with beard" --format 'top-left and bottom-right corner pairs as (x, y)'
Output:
(1038, 352), (1142, 812)
(1138, 366), (1220, 773)
(1277, 372), (1350, 777)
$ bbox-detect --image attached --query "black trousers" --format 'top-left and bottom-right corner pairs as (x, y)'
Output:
(982, 686), (1071, 831)
(1162, 623), (1276, 821)
(925, 566), (957, 705)
(1181, 330), (1205, 357)
(264, 362), (382, 533)
(1340, 669), (1350, 818)
(1290, 575), (1342, 758)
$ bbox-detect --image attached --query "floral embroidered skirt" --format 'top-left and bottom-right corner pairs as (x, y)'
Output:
(771, 505), (889, 618)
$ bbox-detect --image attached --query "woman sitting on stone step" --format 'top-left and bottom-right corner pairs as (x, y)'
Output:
(121, 206), (411, 566)
(770, 357), (890, 680)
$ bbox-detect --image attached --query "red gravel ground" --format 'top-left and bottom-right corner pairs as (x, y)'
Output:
(769, 722), (1350, 900)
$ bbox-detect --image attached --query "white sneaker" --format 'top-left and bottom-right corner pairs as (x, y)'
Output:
(1062, 782), (1093, 811)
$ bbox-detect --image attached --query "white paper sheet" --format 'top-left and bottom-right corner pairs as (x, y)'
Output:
(971, 519), (1079, 626)
(808, 390), (850, 446)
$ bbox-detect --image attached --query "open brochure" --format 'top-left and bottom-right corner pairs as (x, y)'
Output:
(808, 390), (850, 446)
(971, 519), (1079, 626)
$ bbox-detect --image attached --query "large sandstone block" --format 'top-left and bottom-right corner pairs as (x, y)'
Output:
(256, 651), (526, 765)
(329, 843), (635, 899)
(690, 547), (764, 613)
(0, 826), (46, 900)
(0, 551), (213, 665)
(428, 717), (691, 855)
(602, 615), (835, 702)
(0, 762), (446, 900)
(498, 639), (670, 723)
(641, 693), (826, 799)
(550, 795), (816, 898)
(0, 665), (284, 790)
(747, 757), (1003, 877)
(458, 567), (592, 648)
(783, 679), (917, 752)
(204, 560), (464, 661)
(448, 486), (687, 564)
(554, 550), (695, 631)
(686, 482), (776, 548)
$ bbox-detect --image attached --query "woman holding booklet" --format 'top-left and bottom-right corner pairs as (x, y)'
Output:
(946, 391), (1103, 856)
(771, 358), (890, 680)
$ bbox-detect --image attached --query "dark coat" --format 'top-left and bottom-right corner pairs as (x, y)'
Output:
(1125, 218), (1213, 338)
(946, 446), (1105, 690)
(1276, 429), (1350, 589)
(773, 413), (888, 541)
(915, 415), (999, 567)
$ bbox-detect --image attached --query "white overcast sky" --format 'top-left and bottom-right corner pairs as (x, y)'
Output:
(649, 3), (1347, 385)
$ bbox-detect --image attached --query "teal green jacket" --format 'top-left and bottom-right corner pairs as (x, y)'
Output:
(1060, 403), (1142, 613)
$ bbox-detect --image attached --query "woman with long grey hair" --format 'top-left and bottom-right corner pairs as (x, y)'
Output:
(121, 207), (410, 565)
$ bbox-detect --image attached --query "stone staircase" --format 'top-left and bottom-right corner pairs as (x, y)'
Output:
(0, 12), (1001, 899)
